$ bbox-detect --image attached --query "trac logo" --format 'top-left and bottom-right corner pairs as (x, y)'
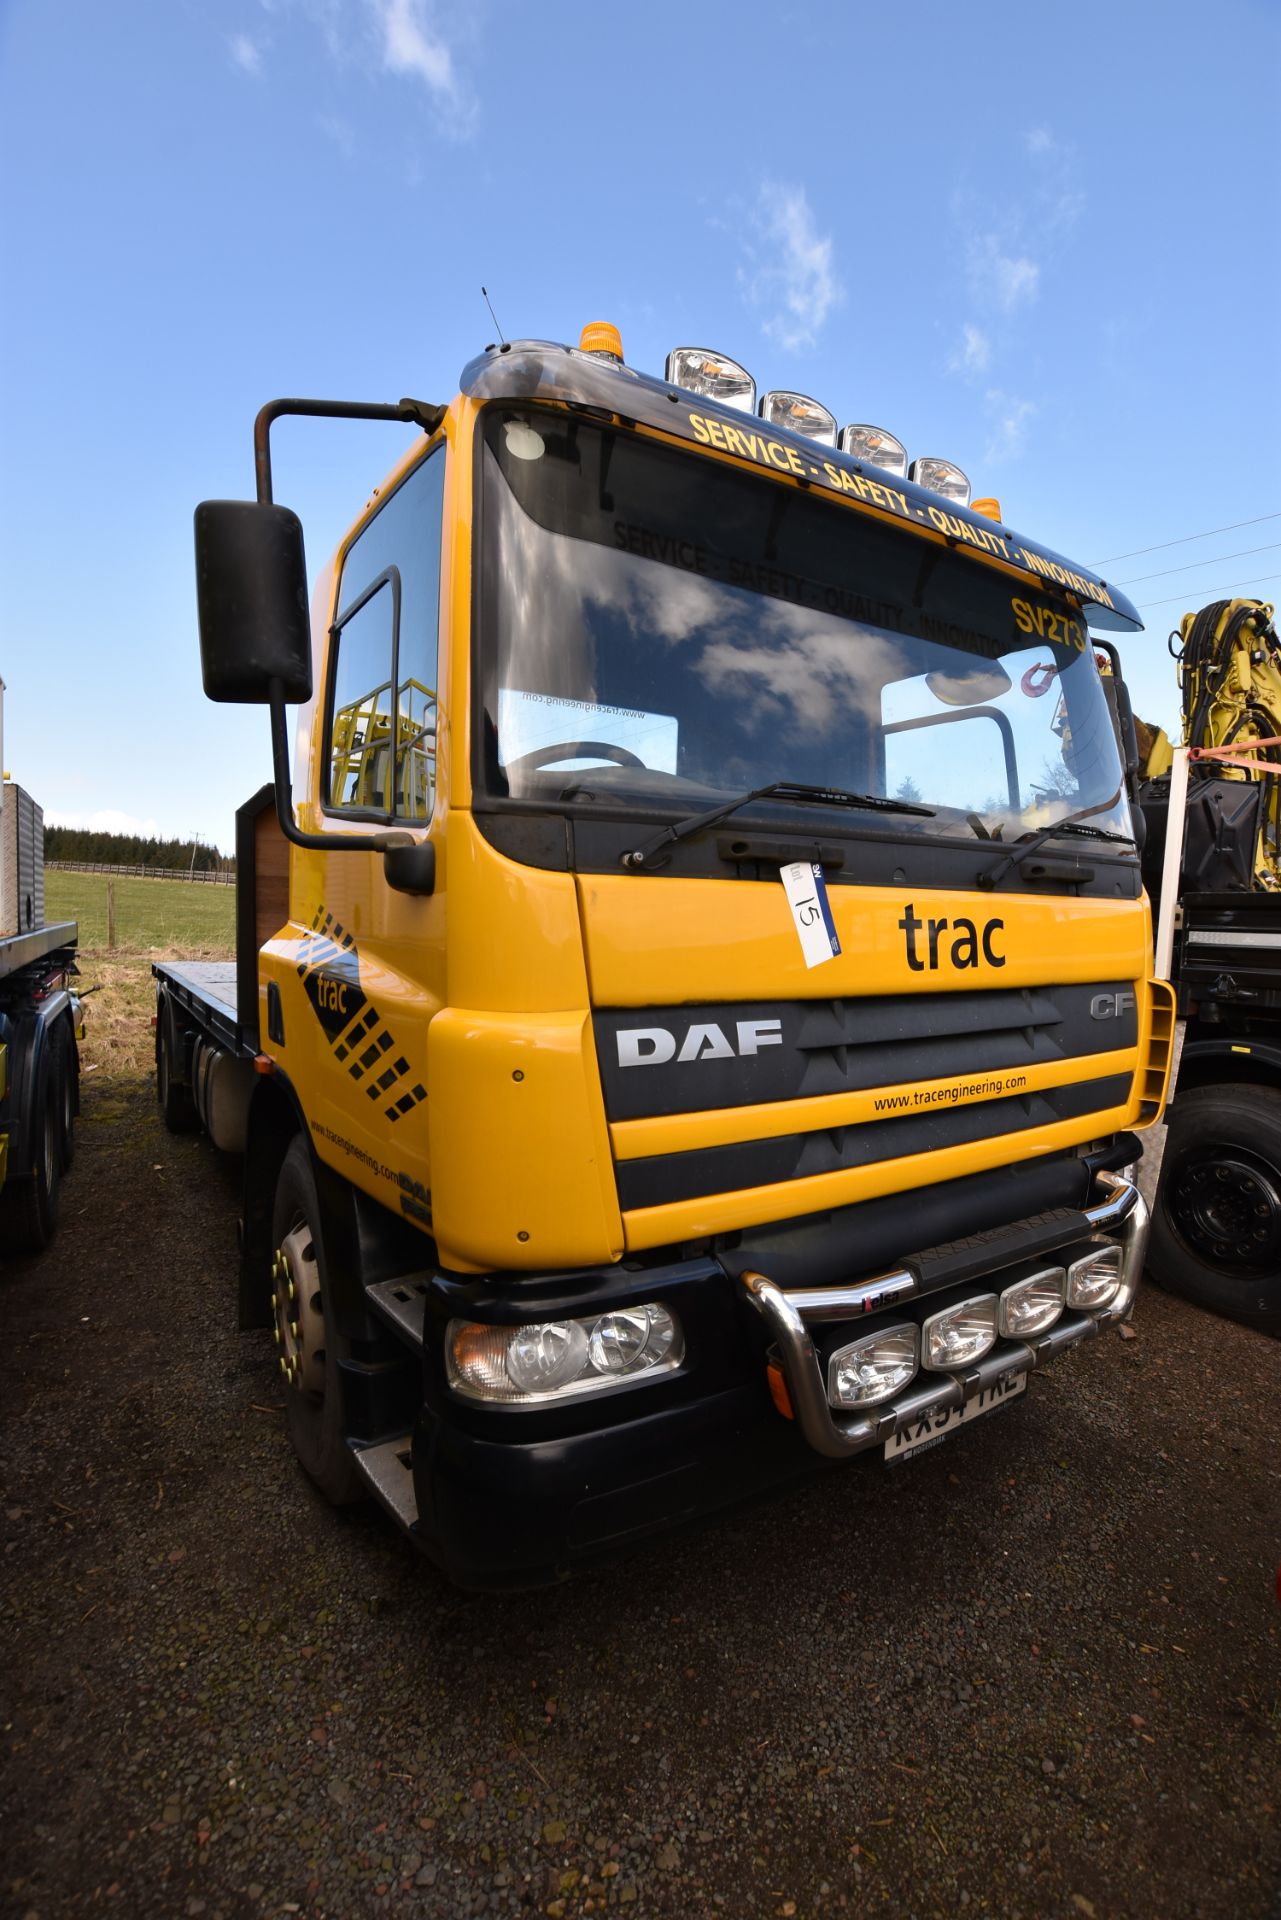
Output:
(297, 909), (427, 1125)
(898, 903), (1005, 972)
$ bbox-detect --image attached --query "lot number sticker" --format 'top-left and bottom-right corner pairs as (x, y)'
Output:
(780, 861), (841, 968)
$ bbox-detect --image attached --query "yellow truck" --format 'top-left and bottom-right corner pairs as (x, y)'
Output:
(160, 327), (1173, 1585)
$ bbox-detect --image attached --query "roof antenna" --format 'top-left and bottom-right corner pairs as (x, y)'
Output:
(481, 286), (507, 348)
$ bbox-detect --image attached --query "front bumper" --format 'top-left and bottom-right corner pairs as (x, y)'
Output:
(411, 1167), (1147, 1586)
(742, 1168), (1147, 1459)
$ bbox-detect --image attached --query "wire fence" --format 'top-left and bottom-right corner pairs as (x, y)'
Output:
(46, 861), (235, 885)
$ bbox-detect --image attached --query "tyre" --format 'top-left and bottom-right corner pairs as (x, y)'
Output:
(1147, 1081), (1281, 1332)
(156, 999), (199, 1134)
(0, 1053), (62, 1253)
(51, 1021), (76, 1172)
(270, 1136), (361, 1505)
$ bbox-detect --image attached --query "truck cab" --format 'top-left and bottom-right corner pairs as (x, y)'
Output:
(179, 329), (1174, 1585)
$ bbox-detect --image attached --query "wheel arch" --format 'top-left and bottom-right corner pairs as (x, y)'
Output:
(239, 1071), (306, 1329)
(239, 1068), (431, 1340)
(1174, 1036), (1281, 1101)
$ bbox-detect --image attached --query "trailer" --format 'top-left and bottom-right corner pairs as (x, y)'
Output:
(0, 679), (82, 1254)
(0, 920), (81, 1251)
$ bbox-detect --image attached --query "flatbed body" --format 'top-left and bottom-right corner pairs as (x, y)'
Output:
(152, 960), (247, 1058)
(0, 921), (77, 982)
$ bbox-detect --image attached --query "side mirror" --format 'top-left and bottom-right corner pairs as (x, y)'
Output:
(194, 500), (312, 704)
(382, 837), (437, 897)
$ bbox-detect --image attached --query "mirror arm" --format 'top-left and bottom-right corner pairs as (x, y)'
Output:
(253, 396), (446, 505)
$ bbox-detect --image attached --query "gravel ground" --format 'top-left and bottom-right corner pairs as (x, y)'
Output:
(2, 1072), (1279, 1920)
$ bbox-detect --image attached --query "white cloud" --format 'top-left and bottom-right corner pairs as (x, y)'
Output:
(369, 0), (454, 97)
(969, 234), (1040, 312)
(251, 2), (475, 133)
(1025, 126), (1055, 156)
(739, 182), (842, 352)
(948, 323), (991, 375)
(47, 809), (166, 838)
(984, 391), (1036, 463)
(229, 32), (263, 75)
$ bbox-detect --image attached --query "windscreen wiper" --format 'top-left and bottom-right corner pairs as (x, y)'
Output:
(622, 781), (934, 872)
(977, 792), (1133, 891)
(1038, 820), (1133, 845)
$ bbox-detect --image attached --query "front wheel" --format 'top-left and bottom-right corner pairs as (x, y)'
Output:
(270, 1137), (361, 1504)
(1147, 1081), (1281, 1332)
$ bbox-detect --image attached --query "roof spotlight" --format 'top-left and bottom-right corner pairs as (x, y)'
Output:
(839, 425), (908, 480)
(910, 457), (971, 507)
(665, 348), (756, 414)
(760, 390), (837, 447)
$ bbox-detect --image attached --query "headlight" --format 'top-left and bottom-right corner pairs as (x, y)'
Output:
(922, 1294), (997, 1371)
(446, 1302), (683, 1404)
(839, 423), (908, 479)
(999, 1268), (1066, 1338)
(827, 1323), (918, 1408)
(910, 456), (971, 506)
(1066, 1244), (1124, 1309)
(665, 347), (756, 413)
(759, 389), (837, 446)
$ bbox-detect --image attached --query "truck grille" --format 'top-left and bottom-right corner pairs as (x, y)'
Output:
(593, 983), (1137, 1211)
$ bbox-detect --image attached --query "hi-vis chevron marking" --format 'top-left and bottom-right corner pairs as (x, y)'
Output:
(297, 908), (426, 1125)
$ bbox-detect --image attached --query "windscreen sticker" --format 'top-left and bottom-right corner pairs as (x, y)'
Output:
(498, 688), (679, 773)
(1011, 598), (1089, 650)
(684, 409), (1118, 610)
(780, 861), (842, 969)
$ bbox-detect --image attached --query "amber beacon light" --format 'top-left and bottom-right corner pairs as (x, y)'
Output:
(579, 321), (625, 362)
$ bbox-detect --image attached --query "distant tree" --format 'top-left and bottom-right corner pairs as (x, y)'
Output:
(894, 774), (924, 804)
(46, 825), (232, 870)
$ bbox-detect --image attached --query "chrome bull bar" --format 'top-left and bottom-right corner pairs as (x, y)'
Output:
(742, 1170), (1149, 1461)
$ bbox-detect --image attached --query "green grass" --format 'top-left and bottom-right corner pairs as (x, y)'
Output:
(44, 872), (237, 1083)
(46, 870), (236, 953)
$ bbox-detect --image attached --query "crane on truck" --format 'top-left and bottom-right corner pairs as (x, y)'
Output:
(0, 679), (82, 1252)
(1140, 596), (1281, 1330)
(164, 326), (1172, 1586)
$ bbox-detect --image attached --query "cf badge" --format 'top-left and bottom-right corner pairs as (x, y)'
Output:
(1090, 991), (1137, 1020)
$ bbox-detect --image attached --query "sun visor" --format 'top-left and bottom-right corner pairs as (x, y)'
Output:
(458, 343), (1147, 636)
(1082, 593), (1143, 634)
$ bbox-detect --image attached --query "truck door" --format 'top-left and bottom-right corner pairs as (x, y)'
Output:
(284, 441), (448, 1232)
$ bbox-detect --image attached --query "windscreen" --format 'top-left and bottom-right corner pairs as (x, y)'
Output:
(476, 408), (1133, 845)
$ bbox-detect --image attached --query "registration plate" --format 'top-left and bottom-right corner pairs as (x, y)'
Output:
(884, 1372), (1027, 1463)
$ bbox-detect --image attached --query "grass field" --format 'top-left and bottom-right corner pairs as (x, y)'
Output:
(46, 870), (236, 951)
(45, 871), (236, 1081)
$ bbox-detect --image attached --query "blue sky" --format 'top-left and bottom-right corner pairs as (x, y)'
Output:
(2, 0), (1278, 849)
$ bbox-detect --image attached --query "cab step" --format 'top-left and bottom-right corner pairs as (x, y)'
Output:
(351, 1435), (419, 1533)
(364, 1274), (430, 1351)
